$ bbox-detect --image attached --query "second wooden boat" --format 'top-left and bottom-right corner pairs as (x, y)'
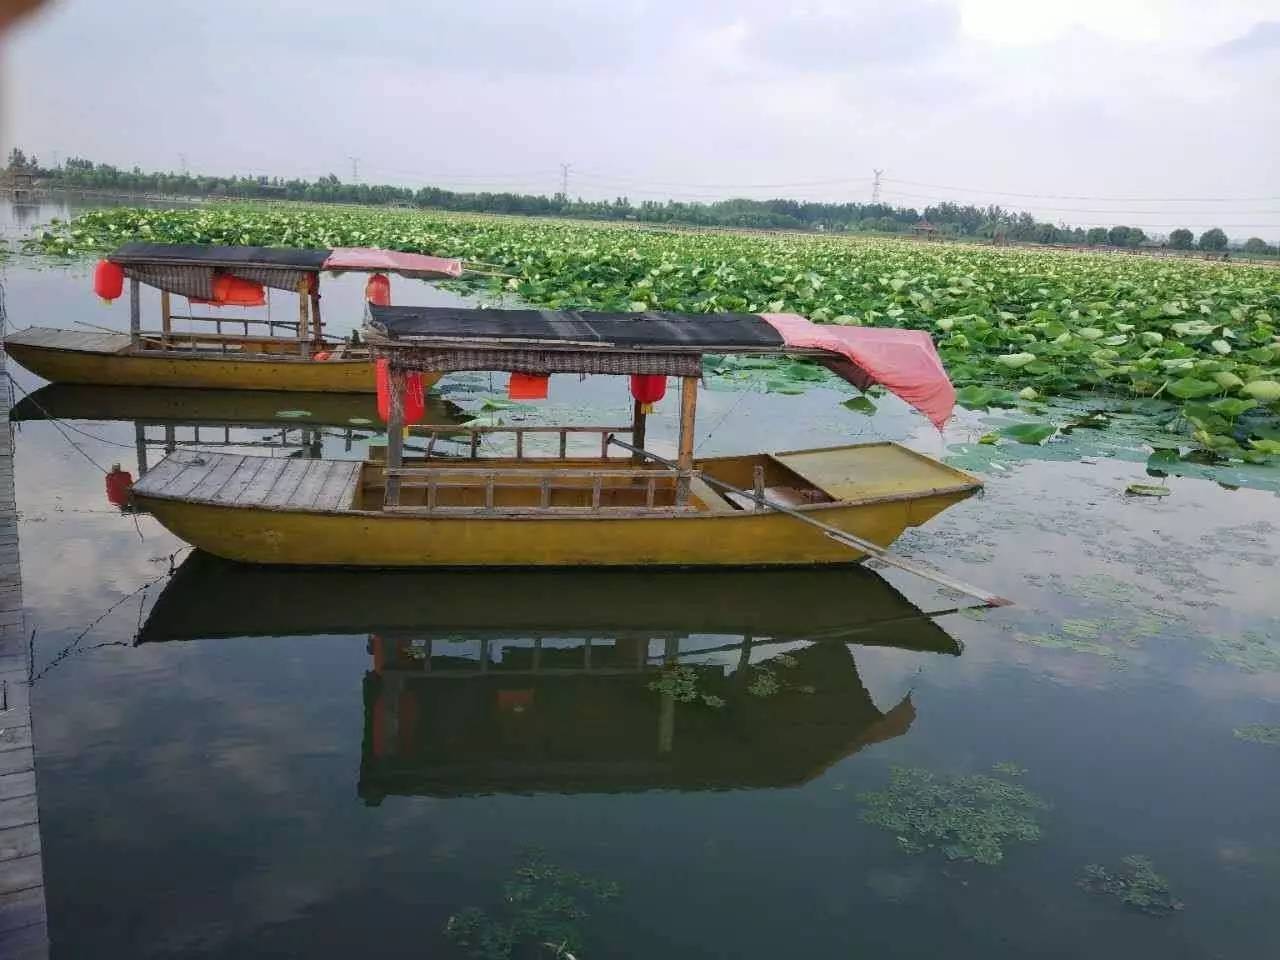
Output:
(4, 242), (463, 392)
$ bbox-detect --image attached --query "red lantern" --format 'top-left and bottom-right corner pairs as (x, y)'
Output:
(629, 374), (667, 413)
(365, 273), (391, 306)
(375, 358), (425, 424)
(210, 274), (266, 306)
(105, 464), (133, 508)
(93, 260), (125, 302)
(508, 372), (549, 401)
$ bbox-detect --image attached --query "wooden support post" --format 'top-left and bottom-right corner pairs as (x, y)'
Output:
(309, 275), (323, 344)
(128, 278), (141, 348)
(675, 375), (698, 504)
(631, 398), (647, 464)
(296, 280), (310, 356)
(159, 290), (172, 349)
(753, 465), (766, 512)
(385, 367), (406, 507)
(134, 422), (149, 476)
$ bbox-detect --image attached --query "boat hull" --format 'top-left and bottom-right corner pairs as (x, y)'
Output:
(136, 487), (972, 568)
(4, 341), (440, 393)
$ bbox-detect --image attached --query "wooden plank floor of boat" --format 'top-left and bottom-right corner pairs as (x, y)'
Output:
(133, 453), (362, 512)
(3, 327), (132, 354)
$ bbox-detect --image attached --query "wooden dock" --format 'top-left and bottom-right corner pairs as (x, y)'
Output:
(0, 339), (48, 955)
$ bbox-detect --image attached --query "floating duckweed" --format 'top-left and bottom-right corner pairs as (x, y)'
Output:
(443, 852), (620, 960)
(647, 666), (726, 709)
(1016, 632), (1124, 661)
(1078, 856), (1183, 916)
(991, 761), (1027, 777)
(1232, 724), (1280, 745)
(747, 669), (781, 698)
(857, 765), (1049, 865)
(1207, 629), (1280, 673)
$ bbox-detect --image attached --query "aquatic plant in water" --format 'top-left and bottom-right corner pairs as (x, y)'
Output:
(1078, 856), (1183, 916)
(857, 765), (1049, 865)
(647, 666), (725, 709)
(1207, 629), (1280, 673)
(30, 204), (1280, 468)
(443, 853), (620, 959)
(1232, 723), (1280, 745)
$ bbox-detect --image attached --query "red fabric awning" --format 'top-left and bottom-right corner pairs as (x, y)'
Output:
(323, 248), (464, 279)
(761, 313), (956, 429)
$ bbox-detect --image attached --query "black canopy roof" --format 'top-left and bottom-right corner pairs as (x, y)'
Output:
(109, 242), (331, 271)
(368, 306), (786, 352)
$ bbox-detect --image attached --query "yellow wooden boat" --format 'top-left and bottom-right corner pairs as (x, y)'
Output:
(131, 305), (991, 586)
(4, 242), (462, 392)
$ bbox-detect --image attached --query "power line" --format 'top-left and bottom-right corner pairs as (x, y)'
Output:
(876, 189), (1280, 217)
(572, 170), (872, 190)
(882, 176), (1280, 203)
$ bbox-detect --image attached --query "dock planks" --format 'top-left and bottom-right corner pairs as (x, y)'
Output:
(133, 452), (361, 513)
(0, 340), (48, 957)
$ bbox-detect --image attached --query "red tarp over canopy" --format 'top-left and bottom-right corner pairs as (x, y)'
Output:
(761, 313), (956, 429)
(323, 248), (464, 280)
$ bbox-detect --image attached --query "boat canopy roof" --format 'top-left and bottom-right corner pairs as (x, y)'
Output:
(368, 306), (957, 427)
(107, 242), (464, 300)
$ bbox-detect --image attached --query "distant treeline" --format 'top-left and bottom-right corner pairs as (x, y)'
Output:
(6, 148), (1276, 255)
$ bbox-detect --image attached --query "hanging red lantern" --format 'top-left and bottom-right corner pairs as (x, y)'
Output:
(209, 274), (266, 306)
(365, 273), (391, 306)
(508, 372), (549, 401)
(375, 358), (425, 424)
(93, 260), (125, 302)
(105, 463), (133, 508)
(629, 374), (667, 413)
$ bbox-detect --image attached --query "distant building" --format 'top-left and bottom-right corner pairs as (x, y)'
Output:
(911, 219), (940, 240)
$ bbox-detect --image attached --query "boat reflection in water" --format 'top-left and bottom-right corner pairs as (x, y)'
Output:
(139, 553), (962, 802)
(10, 383), (462, 475)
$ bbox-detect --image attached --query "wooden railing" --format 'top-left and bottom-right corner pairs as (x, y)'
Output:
(382, 464), (693, 514)
(416, 424), (632, 459)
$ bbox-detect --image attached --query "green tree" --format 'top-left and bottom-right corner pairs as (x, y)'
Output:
(1242, 237), (1271, 255)
(1169, 228), (1194, 249)
(1085, 227), (1108, 245)
(1199, 227), (1228, 251)
(1107, 225), (1132, 246)
(6, 147), (27, 169)
(1126, 227), (1147, 247)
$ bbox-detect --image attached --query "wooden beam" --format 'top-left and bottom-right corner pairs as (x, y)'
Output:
(159, 290), (171, 348)
(128, 278), (141, 347)
(675, 375), (698, 504)
(385, 367), (406, 507)
(631, 398), (647, 464)
(296, 280), (310, 356)
(309, 276), (323, 344)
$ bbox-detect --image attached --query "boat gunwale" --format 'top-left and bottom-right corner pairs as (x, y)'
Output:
(131, 460), (981, 519)
(4, 336), (368, 366)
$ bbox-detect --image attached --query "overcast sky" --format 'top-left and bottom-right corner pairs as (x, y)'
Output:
(3, 0), (1278, 238)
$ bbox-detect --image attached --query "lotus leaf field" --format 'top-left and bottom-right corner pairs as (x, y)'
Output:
(28, 204), (1280, 465)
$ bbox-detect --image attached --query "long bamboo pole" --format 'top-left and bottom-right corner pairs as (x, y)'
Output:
(606, 436), (1010, 608)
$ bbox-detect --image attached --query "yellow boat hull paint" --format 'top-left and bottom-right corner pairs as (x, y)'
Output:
(5, 342), (443, 393)
(137, 489), (972, 568)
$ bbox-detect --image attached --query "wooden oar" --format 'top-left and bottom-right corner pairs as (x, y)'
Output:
(607, 436), (1011, 608)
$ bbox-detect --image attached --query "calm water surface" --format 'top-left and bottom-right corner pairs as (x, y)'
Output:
(3, 202), (1279, 958)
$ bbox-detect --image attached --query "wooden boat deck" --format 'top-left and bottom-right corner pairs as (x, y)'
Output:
(132, 452), (362, 513)
(4, 326), (130, 354)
